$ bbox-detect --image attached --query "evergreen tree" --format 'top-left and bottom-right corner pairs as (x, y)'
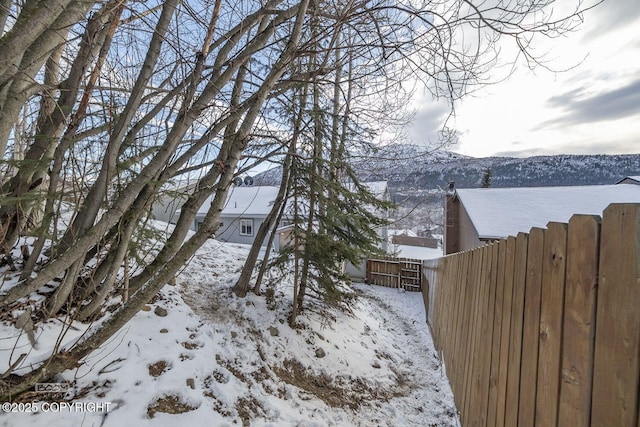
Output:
(481, 168), (493, 188)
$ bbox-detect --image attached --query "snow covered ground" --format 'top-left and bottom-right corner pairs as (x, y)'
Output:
(1, 239), (458, 426)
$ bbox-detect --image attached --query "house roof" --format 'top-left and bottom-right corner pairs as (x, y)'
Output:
(388, 229), (418, 237)
(198, 181), (388, 218)
(393, 245), (443, 260)
(616, 176), (640, 184)
(455, 184), (640, 239)
(197, 186), (280, 217)
(360, 181), (388, 197)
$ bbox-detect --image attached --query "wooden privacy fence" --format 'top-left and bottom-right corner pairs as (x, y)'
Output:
(422, 203), (640, 427)
(366, 256), (422, 291)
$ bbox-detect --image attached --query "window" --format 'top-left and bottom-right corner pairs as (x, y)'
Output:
(240, 219), (253, 236)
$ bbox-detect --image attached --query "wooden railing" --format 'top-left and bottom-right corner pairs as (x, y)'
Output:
(422, 203), (640, 426)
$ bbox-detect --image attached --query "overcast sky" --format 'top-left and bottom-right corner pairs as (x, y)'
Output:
(407, 0), (640, 158)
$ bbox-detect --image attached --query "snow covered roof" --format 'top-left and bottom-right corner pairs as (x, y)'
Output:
(198, 181), (388, 218)
(456, 184), (640, 239)
(223, 185), (280, 216)
(361, 180), (388, 197)
(197, 186), (280, 217)
(343, 180), (389, 200)
(393, 245), (443, 260)
(617, 176), (640, 184)
(388, 229), (418, 237)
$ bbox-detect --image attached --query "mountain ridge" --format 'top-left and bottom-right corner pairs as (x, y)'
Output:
(353, 145), (640, 191)
(255, 144), (640, 193)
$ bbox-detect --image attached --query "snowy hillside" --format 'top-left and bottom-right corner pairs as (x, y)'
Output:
(353, 146), (640, 192)
(1, 239), (458, 427)
(257, 144), (640, 195)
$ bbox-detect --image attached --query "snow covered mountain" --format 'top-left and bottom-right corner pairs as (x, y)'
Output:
(353, 144), (640, 191)
(257, 144), (640, 195)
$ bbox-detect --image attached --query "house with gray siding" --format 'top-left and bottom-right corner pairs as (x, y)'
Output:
(151, 179), (197, 224)
(195, 186), (282, 246)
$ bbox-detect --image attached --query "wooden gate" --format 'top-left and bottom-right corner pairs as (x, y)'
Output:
(365, 256), (422, 291)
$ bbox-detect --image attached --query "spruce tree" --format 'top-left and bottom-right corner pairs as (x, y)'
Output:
(481, 167), (493, 188)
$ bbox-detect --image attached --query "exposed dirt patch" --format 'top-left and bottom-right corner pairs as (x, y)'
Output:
(215, 354), (249, 382)
(273, 358), (401, 410)
(181, 341), (202, 349)
(148, 360), (170, 377)
(203, 391), (233, 417)
(149, 292), (165, 303)
(147, 394), (198, 418)
(206, 369), (229, 385)
(236, 395), (266, 426)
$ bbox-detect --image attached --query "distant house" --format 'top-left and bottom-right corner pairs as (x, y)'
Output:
(386, 229), (443, 260)
(151, 179), (197, 224)
(616, 175), (640, 185)
(444, 181), (640, 254)
(390, 233), (438, 249)
(192, 181), (390, 255)
(195, 186), (281, 246)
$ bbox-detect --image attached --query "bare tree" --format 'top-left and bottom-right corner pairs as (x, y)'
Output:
(0, 0), (600, 399)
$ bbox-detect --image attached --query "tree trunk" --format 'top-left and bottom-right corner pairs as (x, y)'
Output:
(232, 77), (307, 296)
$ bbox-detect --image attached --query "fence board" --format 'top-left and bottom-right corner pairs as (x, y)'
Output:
(455, 252), (473, 412)
(434, 257), (449, 352)
(464, 249), (484, 425)
(487, 239), (508, 426)
(591, 204), (640, 426)
(505, 232), (529, 426)
(536, 222), (568, 426)
(496, 236), (516, 427)
(473, 244), (495, 426)
(441, 256), (457, 368)
(480, 243), (499, 426)
(557, 215), (600, 427)
(460, 251), (475, 424)
(518, 227), (545, 427)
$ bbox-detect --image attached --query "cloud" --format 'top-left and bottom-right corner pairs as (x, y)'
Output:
(582, 0), (640, 41)
(492, 138), (639, 158)
(406, 100), (453, 147)
(537, 78), (640, 128)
